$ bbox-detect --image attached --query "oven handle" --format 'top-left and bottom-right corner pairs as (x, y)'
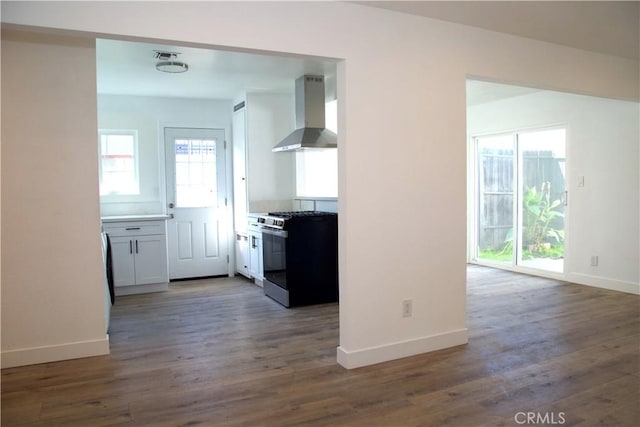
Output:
(259, 226), (288, 238)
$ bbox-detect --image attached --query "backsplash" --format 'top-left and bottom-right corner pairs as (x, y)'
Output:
(100, 201), (165, 217)
(248, 198), (338, 214)
(248, 199), (295, 214)
(293, 198), (338, 213)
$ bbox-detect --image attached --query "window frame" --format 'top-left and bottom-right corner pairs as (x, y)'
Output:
(98, 129), (140, 197)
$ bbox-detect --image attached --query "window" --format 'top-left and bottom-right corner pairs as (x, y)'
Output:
(99, 130), (139, 195)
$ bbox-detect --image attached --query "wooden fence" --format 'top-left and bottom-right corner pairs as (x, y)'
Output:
(478, 149), (565, 250)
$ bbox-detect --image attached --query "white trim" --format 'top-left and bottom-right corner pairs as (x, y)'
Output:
(159, 121), (234, 277)
(567, 273), (639, 295)
(470, 260), (565, 281)
(469, 260), (639, 295)
(1, 337), (110, 369)
(336, 329), (468, 369)
(114, 282), (168, 296)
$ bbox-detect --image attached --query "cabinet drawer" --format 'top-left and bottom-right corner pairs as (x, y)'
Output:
(102, 220), (166, 237)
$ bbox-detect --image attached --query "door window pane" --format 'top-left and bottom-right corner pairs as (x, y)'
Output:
(519, 129), (566, 272)
(477, 135), (515, 264)
(174, 138), (217, 208)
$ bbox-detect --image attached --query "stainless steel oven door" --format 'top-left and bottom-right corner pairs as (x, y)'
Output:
(261, 227), (287, 289)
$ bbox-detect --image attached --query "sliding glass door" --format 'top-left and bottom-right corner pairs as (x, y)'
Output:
(475, 128), (566, 273)
(476, 134), (515, 265)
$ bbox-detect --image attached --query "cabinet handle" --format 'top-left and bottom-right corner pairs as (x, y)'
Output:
(125, 227), (141, 231)
(135, 240), (139, 254)
(129, 240), (133, 254)
(251, 236), (256, 248)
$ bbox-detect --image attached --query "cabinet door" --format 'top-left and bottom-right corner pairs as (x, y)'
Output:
(134, 235), (168, 285)
(232, 107), (248, 232)
(235, 233), (251, 278)
(248, 232), (263, 280)
(109, 236), (136, 287)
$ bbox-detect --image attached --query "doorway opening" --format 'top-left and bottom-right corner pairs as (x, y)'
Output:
(466, 79), (569, 276)
(96, 37), (339, 281)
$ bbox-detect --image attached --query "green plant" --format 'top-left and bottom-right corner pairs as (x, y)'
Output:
(493, 182), (565, 259)
(522, 181), (564, 252)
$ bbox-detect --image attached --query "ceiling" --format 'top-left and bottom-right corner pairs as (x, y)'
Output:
(96, 2), (638, 102)
(96, 39), (337, 100)
(356, 1), (639, 60)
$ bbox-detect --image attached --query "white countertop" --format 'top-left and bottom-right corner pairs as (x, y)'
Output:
(101, 214), (170, 223)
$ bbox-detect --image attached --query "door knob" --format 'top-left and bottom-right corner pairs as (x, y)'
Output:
(168, 202), (175, 208)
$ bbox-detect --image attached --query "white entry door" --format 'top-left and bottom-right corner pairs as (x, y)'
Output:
(165, 127), (228, 279)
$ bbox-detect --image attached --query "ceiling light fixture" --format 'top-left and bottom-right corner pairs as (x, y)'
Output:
(156, 60), (189, 73)
(153, 50), (189, 73)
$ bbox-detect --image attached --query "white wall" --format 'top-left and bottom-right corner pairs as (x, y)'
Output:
(1, 1), (638, 369)
(98, 95), (232, 216)
(1, 30), (109, 367)
(468, 89), (640, 294)
(244, 92), (296, 213)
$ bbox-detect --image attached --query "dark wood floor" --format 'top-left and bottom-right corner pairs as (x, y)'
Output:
(2, 266), (639, 426)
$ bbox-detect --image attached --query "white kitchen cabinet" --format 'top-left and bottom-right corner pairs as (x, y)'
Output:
(232, 104), (248, 234)
(109, 236), (137, 287)
(133, 234), (169, 284)
(248, 228), (263, 283)
(102, 219), (169, 295)
(232, 93), (293, 280)
(235, 232), (250, 278)
(232, 93), (295, 216)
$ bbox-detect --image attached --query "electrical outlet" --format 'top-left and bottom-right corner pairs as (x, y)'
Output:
(590, 255), (598, 267)
(402, 299), (413, 318)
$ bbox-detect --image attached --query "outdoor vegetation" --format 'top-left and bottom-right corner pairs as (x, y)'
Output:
(480, 181), (565, 262)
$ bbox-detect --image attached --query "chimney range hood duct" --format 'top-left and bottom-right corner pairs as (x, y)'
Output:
(272, 75), (337, 152)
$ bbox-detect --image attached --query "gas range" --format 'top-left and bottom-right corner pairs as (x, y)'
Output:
(257, 211), (336, 230)
(255, 210), (338, 308)
(268, 211), (334, 218)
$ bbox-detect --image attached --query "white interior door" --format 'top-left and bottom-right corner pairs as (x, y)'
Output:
(165, 127), (228, 279)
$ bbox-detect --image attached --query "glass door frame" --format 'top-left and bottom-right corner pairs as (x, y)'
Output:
(468, 125), (568, 277)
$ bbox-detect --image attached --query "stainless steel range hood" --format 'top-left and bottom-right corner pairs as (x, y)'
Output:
(273, 75), (337, 152)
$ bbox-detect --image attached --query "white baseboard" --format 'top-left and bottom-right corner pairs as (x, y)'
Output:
(567, 273), (639, 295)
(1, 336), (110, 369)
(336, 328), (468, 369)
(471, 262), (639, 296)
(115, 282), (168, 296)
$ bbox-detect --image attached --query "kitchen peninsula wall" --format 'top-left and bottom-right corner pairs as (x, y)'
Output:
(97, 94), (232, 216)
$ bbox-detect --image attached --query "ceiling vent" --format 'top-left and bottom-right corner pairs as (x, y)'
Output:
(154, 50), (188, 73)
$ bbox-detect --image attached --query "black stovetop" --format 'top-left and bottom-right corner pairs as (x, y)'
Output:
(268, 211), (336, 219)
